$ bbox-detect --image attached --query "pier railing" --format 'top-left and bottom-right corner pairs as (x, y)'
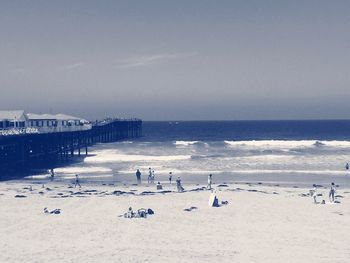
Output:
(0, 125), (92, 137)
(0, 127), (39, 136)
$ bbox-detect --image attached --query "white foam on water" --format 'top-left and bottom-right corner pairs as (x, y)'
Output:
(85, 150), (191, 163)
(104, 168), (350, 176)
(231, 169), (350, 175)
(224, 140), (350, 149)
(60, 174), (114, 179)
(321, 140), (350, 147)
(25, 174), (50, 179)
(175, 141), (199, 146)
(54, 167), (112, 174)
(117, 169), (223, 174)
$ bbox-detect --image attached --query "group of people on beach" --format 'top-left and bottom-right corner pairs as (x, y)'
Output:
(310, 182), (337, 204)
(48, 168), (81, 188)
(134, 169), (214, 193)
(134, 168), (186, 192)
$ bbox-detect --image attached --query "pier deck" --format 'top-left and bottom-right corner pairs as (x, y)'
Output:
(0, 119), (142, 175)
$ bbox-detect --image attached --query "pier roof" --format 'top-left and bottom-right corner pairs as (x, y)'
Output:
(26, 113), (57, 120)
(0, 110), (26, 120)
(27, 113), (88, 123)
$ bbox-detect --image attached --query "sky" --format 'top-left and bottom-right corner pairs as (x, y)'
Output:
(1, 0), (350, 121)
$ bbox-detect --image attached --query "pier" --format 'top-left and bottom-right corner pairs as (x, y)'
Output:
(0, 119), (142, 176)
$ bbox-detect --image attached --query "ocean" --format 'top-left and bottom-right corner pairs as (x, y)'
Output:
(26, 120), (350, 187)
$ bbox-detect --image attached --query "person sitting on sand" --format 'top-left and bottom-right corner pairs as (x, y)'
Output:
(126, 207), (135, 218)
(136, 169), (141, 184)
(176, 176), (184, 192)
(169, 172), (173, 184)
(207, 174), (213, 190)
(74, 174), (81, 188)
(148, 168), (152, 184)
(156, 181), (163, 190)
(208, 189), (219, 207)
(329, 182), (336, 203)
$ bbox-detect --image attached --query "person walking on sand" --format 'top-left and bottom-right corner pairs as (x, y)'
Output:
(176, 176), (184, 192)
(136, 169), (141, 184)
(74, 174), (81, 188)
(207, 174), (213, 190)
(148, 168), (152, 184)
(329, 182), (336, 202)
(169, 172), (173, 184)
(50, 168), (55, 179)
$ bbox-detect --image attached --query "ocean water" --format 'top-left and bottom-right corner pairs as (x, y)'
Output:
(27, 120), (350, 187)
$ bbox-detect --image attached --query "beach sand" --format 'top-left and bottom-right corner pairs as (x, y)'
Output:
(1, 181), (350, 263)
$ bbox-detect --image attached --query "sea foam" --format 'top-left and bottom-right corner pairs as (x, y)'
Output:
(85, 150), (191, 163)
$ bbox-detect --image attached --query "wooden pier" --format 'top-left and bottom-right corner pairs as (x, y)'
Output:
(0, 119), (142, 176)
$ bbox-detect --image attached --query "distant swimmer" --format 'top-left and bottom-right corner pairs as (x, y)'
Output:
(346, 163), (349, 170)
(329, 182), (336, 203)
(136, 169), (141, 184)
(74, 174), (81, 188)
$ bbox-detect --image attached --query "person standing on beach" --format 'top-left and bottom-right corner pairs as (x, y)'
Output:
(169, 172), (173, 184)
(310, 184), (317, 203)
(151, 170), (155, 184)
(176, 176), (184, 192)
(136, 169), (141, 184)
(329, 182), (336, 202)
(74, 174), (81, 188)
(148, 168), (152, 184)
(346, 163), (349, 170)
(207, 174), (213, 190)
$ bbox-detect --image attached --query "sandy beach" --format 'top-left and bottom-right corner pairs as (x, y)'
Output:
(1, 180), (350, 263)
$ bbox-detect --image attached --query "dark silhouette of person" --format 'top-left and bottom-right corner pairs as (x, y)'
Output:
(169, 172), (172, 184)
(329, 182), (336, 202)
(136, 169), (141, 184)
(75, 174), (81, 188)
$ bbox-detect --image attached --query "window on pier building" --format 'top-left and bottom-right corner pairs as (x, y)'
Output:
(35, 120), (43, 127)
(0, 122), (3, 128)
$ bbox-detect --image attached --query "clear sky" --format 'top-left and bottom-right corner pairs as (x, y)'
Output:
(1, 0), (350, 120)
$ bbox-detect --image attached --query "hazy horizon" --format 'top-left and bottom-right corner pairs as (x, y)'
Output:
(1, 1), (350, 121)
